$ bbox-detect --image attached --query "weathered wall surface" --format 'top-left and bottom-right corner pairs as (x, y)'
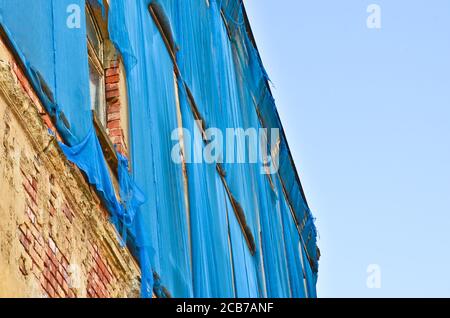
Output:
(0, 43), (140, 298)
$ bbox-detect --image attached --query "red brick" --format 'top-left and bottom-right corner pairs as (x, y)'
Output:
(62, 257), (69, 271)
(25, 229), (33, 246)
(15, 64), (37, 96)
(105, 67), (119, 77)
(41, 114), (54, 130)
(29, 248), (43, 270)
(45, 246), (54, 259)
(40, 275), (48, 288)
(23, 182), (37, 204)
(107, 120), (120, 130)
(30, 223), (41, 242)
(91, 271), (99, 284)
(97, 289), (105, 298)
(106, 263), (113, 277)
(106, 89), (120, 99)
(87, 287), (95, 298)
(105, 74), (119, 84)
(31, 177), (38, 191)
(26, 206), (36, 224)
(99, 263), (111, 281)
(107, 112), (120, 122)
(61, 280), (69, 294)
(112, 138), (124, 149)
(107, 108), (120, 115)
(45, 259), (53, 273)
(36, 234), (45, 248)
(55, 251), (62, 264)
(19, 235), (30, 252)
(27, 204), (38, 218)
(11, 61), (19, 76)
(46, 284), (55, 298)
(62, 271), (70, 284)
(19, 223), (27, 236)
(56, 272), (64, 287)
(48, 237), (57, 254)
(43, 269), (53, 283)
(48, 273), (58, 290)
(110, 137), (124, 147)
(51, 254), (59, 270)
(29, 200), (38, 215)
(107, 102), (121, 113)
(45, 255), (54, 270)
(56, 285), (65, 298)
(48, 205), (56, 217)
(109, 129), (123, 138)
(112, 134), (123, 147)
(98, 268), (110, 284)
(14, 67), (28, 89)
(36, 246), (45, 261)
(93, 283), (102, 297)
(62, 204), (74, 223)
(106, 83), (119, 92)
(57, 263), (63, 274)
(49, 197), (56, 207)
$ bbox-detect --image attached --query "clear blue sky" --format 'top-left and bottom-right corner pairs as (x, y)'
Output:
(244, 0), (450, 297)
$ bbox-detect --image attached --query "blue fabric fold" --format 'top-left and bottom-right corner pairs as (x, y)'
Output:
(59, 128), (123, 217)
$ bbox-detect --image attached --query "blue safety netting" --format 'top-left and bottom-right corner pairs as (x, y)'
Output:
(0, 0), (318, 298)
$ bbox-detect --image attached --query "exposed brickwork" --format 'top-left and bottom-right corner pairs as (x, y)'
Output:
(105, 59), (128, 156)
(18, 159), (102, 298)
(0, 39), (141, 298)
(42, 237), (73, 298)
(87, 242), (116, 298)
(11, 60), (61, 141)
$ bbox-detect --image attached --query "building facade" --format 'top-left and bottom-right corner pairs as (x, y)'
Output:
(0, 0), (319, 298)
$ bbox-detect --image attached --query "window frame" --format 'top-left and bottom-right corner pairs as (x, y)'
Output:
(86, 4), (107, 128)
(85, 3), (119, 173)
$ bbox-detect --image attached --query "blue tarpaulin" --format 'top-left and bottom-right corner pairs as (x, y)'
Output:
(0, 0), (318, 298)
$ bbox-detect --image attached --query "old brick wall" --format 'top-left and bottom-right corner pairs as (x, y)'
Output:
(0, 42), (141, 298)
(105, 58), (130, 156)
